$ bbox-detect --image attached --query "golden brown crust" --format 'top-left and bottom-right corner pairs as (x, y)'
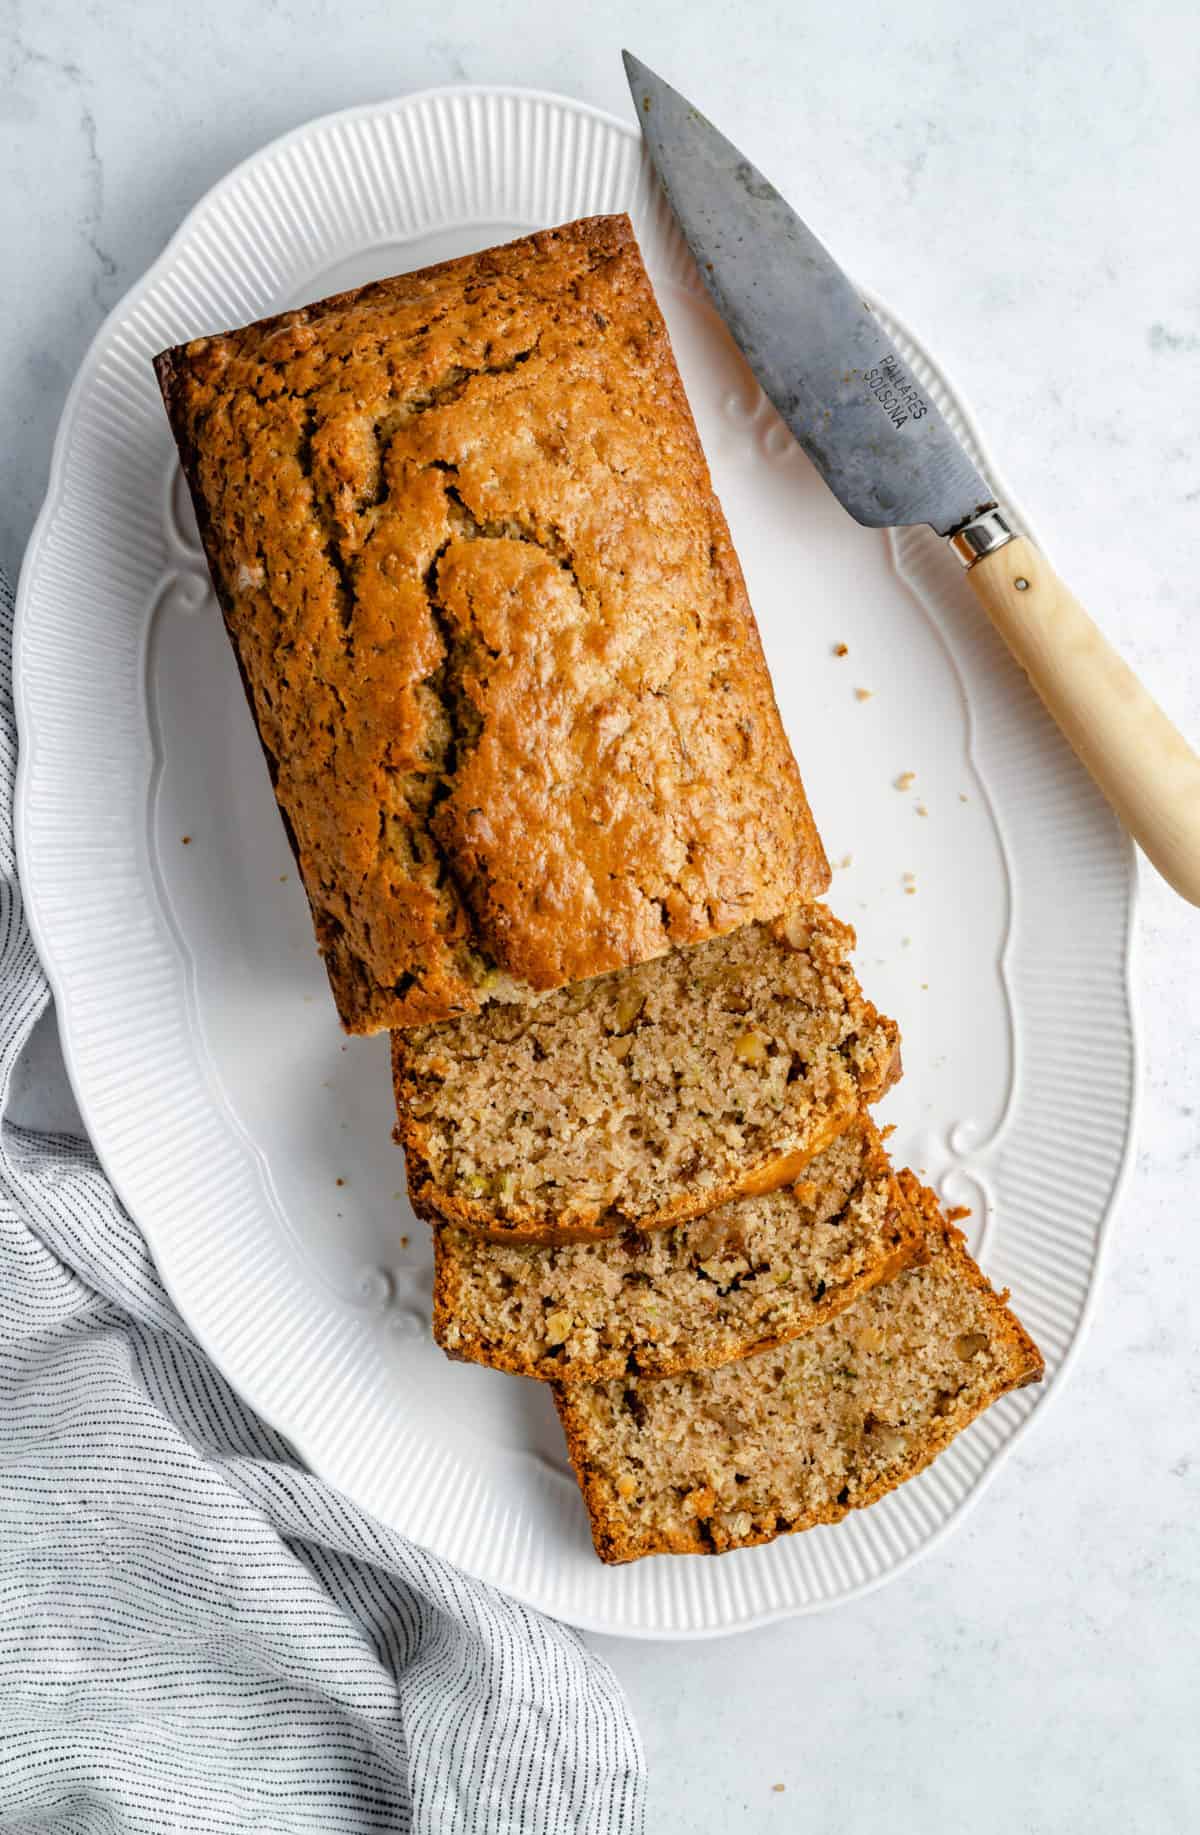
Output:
(554, 1202), (1044, 1564)
(431, 1116), (928, 1382)
(155, 214), (829, 1034)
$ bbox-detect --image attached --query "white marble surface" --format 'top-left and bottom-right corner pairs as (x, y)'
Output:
(3, 1), (1198, 1828)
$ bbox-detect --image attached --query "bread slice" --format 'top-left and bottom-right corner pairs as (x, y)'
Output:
(433, 1115), (923, 1381)
(395, 906), (901, 1243)
(553, 1180), (1043, 1563)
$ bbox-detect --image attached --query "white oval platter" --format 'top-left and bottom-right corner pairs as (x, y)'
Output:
(14, 85), (1137, 1636)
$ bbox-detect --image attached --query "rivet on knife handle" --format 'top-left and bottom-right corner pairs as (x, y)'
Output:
(962, 534), (1200, 907)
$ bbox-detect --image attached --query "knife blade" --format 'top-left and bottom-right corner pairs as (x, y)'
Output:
(623, 50), (1200, 908)
(623, 50), (994, 538)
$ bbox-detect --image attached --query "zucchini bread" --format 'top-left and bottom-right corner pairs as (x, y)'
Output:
(433, 1115), (922, 1380)
(154, 214), (828, 1034)
(395, 906), (900, 1242)
(554, 1178), (1043, 1563)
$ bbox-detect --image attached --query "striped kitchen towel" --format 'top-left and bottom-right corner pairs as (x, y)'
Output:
(0, 563), (645, 1834)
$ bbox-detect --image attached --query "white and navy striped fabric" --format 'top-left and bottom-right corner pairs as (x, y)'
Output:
(0, 566), (645, 1833)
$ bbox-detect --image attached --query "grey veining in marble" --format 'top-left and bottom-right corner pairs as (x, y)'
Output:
(2, 2), (1198, 1830)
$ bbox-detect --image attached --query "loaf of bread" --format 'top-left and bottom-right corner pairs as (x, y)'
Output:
(433, 1115), (922, 1380)
(154, 215), (829, 1034)
(553, 1178), (1043, 1563)
(396, 906), (900, 1242)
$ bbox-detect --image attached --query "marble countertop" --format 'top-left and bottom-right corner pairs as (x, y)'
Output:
(3, 2), (1198, 1828)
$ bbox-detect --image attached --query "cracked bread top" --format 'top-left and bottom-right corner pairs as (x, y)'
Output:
(154, 214), (829, 1033)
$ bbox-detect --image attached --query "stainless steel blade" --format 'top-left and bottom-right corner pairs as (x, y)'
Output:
(624, 52), (996, 535)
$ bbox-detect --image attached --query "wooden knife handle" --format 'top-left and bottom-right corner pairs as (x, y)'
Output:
(965, 534), (1200, 906)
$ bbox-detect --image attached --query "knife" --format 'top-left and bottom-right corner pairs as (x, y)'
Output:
(624, 51), (1200, 907)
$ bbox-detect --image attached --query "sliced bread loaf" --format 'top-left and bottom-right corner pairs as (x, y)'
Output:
(553, 1179), (1043, 1563)
(395, 906), (901, 1242)
(433, 1116), (923, 1381)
